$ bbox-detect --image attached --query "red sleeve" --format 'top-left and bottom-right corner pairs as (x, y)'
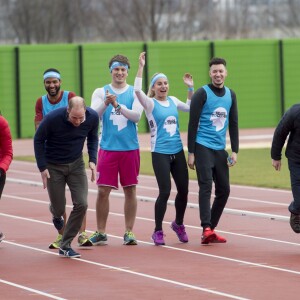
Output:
(34, 97), (43, 123)
(68, 91), (77, 100)
(0, 116), (13, 172)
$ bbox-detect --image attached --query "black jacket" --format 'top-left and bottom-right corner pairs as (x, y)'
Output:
(271, 104), (300, 162)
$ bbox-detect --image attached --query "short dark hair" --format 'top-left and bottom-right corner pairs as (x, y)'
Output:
(43, 68), (60, 75)
(108, 55), (130, 69)
(209, 57), (227, 67)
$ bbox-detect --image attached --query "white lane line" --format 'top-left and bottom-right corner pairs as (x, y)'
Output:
(0, 279), (67, 300)
(8, 169), (292, 206)
(9, 162), (292, 195)
(1, 212), (300, 270)
(2, 241), (249, 300)
(1, 208), (298, 247)
(4, 177), (289, 221)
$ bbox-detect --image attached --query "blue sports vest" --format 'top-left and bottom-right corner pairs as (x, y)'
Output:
(100, 85), (139, 151)
(150, 97), (183, 154)
(196, 85), (232, 150)
(42, 91), (69, 116)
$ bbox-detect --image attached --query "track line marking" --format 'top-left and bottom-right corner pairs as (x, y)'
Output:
(3, 240), (249, 300)
(0, 279), (67, 300)
(0, 194), (295, 246)
(4, 178), (290, 221)
(1, 212), (300, 273)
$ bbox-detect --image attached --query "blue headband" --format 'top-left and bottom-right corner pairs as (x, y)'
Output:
(150, 73), (168, 87)
(43, 71), (61, 80)
(109, 61), (129, 73)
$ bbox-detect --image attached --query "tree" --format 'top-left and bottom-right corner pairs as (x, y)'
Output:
(0, 0), (300, 44)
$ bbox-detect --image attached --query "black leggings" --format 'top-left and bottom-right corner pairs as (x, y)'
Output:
(0, 170), (6, 199)
(152, 150), (189, 231)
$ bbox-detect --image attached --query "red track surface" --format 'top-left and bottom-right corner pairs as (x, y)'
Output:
(1, 156), (299, 300)
(1, 129), (298, 300)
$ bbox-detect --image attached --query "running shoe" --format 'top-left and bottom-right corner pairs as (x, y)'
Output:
(171, 221), (188, 243)
(210, 231), (227, 243)
(49, 234), (62, 249)
(123, 231), (137, 245)
(89, 231), (108, 245)
(290, 212), (300, 233)
(201, 227), (216, 244)
(52, 216), (64, 231)
(59, 247), (81, 258)
(0, 232), (4, 242)
(78, 231), (93, 247)
(152, 230), (165, 246)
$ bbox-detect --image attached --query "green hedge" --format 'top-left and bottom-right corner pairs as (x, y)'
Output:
(0, 39), (298, 138)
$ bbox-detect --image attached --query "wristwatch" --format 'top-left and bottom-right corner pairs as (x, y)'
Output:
(115, 104), (121, 112)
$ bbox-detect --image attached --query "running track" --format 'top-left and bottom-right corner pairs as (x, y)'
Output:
(0, 157), (298, 300)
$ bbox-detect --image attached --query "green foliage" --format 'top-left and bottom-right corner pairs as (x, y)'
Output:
(15, 148), (291, 190)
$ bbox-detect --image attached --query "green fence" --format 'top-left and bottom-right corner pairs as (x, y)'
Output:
(0, 39), (298, 139)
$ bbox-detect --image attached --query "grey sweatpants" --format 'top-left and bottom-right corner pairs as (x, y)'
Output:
(47, 156), (88, 249)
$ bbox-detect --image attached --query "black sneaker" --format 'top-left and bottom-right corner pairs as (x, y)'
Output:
(52, 216), (64, 231)
(290, 213), (300, 233)
(59, 247), (81, 258)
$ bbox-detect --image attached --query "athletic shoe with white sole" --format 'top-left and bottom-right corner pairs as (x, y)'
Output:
(89, 231), (108, 245)
(59, 247), (81, 258)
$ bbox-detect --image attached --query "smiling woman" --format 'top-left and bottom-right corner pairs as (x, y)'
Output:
(134, 51), (194, 246)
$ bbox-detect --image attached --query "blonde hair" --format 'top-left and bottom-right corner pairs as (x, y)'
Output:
(147, 72), (169, 97)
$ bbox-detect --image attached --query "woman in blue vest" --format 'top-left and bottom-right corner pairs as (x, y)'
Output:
(134, 52), (193, 245)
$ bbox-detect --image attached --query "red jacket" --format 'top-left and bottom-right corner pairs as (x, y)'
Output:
(0, 116), (13, 172)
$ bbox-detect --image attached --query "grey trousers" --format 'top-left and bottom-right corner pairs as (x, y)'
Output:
(47, 156), (88, 249)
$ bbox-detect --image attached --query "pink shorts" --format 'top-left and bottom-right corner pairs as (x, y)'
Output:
(96, 149), (140, 189)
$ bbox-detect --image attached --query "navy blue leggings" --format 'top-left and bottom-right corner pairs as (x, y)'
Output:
(152, 150), (189, 231)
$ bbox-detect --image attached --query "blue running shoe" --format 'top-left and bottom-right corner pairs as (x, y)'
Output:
(52, 216), (64, 231)
(123, 231), (137, 245)
(89, 231), (108, 245)
(59, 247), (81, 258)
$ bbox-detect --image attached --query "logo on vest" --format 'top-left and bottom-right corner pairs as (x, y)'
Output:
(163, 116), (177, 137)
(210, 107), (227, 131)
(110, 109), (128, 131)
